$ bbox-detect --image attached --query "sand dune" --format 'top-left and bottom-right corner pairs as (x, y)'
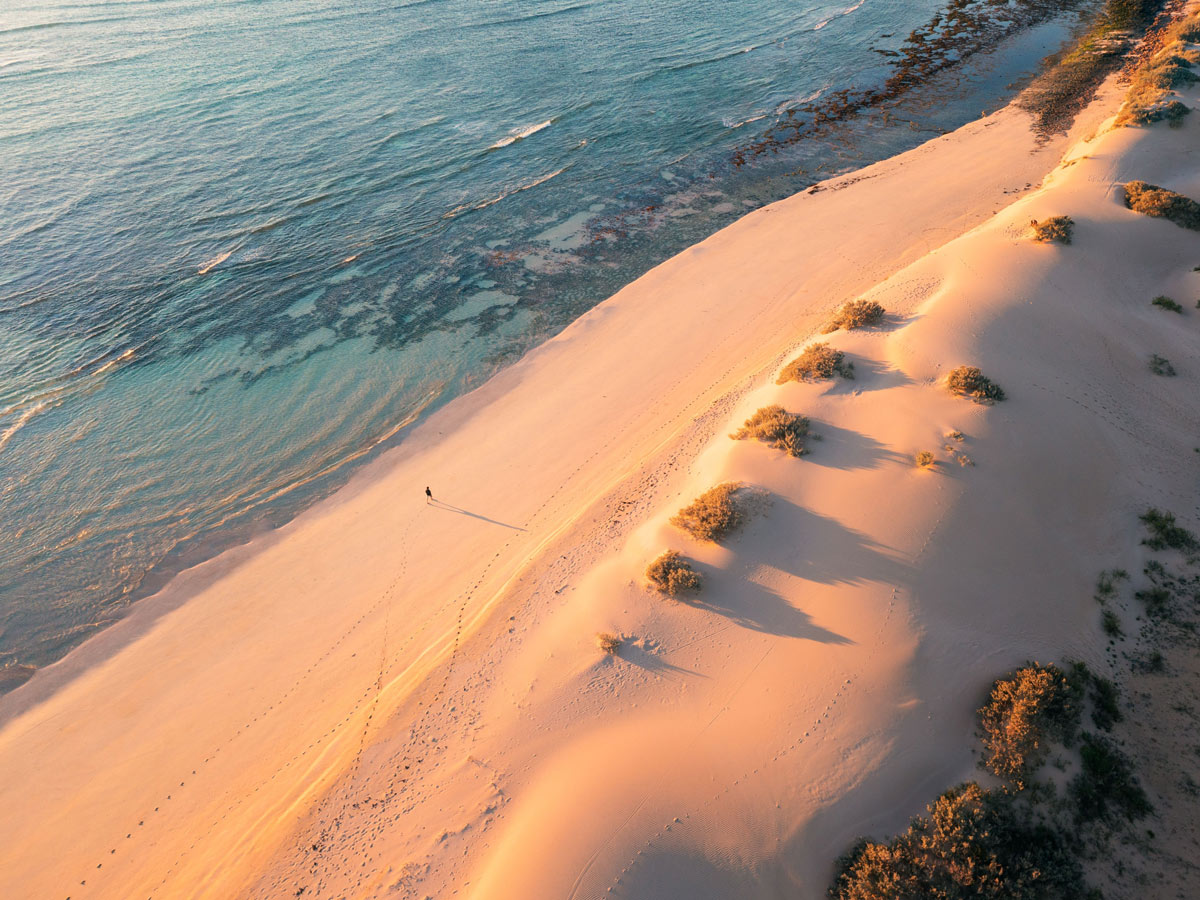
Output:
(3, 38), (1198, 899)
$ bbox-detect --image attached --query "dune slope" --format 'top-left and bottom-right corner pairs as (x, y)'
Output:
(2, 51), (1197, 900)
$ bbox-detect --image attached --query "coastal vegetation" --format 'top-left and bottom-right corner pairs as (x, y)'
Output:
(1139, 507), (1198, 552)
(978, 663), (1079, 785)
(778, 343), (855, 383)
(831, 660), (1150, 900)
(1125, 180), (1200, 230)
(670, 483), (746, 542)
(595, 632), (622, 654)
(742, 0), (1152, 163)
(730, 406), (814, 457)
(823, 300), (886, 333)
(1152, 294), (1183, 312)
(645, 551), (702, 595)
(946, 366), (1006, 402)
(1149, 353), (1176, 375)
(1020, 0), (1169, 135)
(1117, 8), (1200, 126)
(1030, 215), (1074, 243)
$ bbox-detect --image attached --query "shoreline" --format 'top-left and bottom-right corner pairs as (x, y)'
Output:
(0, 50), (1180, 899)
(0, 82), (1112, 725)
(0, 3), (1103, 679)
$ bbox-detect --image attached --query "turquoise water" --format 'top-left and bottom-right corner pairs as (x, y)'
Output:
(0, 0), (1081, 671)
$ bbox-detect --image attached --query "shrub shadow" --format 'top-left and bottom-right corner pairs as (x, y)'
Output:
(806, 422), (905, 471)
(699, 580), (852, 644)
(618, 641), (704, 681)
(751, 499), (913, 587)
(826, 356), (914, 395)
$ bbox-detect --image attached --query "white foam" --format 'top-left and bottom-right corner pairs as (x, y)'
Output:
(489, 119), (553, 150)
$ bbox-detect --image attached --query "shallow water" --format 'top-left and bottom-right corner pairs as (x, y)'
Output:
(0, 0), (1087, 670)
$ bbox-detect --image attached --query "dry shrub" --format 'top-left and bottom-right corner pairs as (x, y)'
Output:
(915, 450), (935, 469)
(1125, 180), (1200, 230)
(1017, 0), (1164, 136)
(645, 550), (702, 595)
(595, 632), (622, 654)
(1030, 215), (1074, 244)
(830, 782), (1085, 900)
(777, 343), (854, 383)
(978, 663), (1079, 787)
(946, 366), (1005, 403)
(669, 483), (743, 542)
(1117, 10), (1200, 127)
(730, 405), (812, 457)
(823, 299), (886, 333)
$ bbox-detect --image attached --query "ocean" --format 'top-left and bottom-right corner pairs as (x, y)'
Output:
(0, 0), (1091, 675)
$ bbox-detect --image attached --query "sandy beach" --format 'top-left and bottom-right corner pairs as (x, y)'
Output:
(4, 12), (1200, 897)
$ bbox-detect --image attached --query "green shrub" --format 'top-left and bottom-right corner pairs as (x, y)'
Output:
(830, 782), (1087, 900)
(777, 343), (854, 382)
(1031, 215), (1075, 244)
(978, 664), (1080, 786)
(1140, 507), (1199, 552)
(730, 405), (813, 457)
(645, 550), (702, 595)
(1094, 568), (1128, 603)
(823, 299), (886, 333)
(1125, 180), (1200, 230)
(670, 483), (745, 542)
(1069, 734), (1152, 824)
(1149, 353), (1176, 376)
(1090, 675), (1123, 731)
(1101, 608), (1123, 638)
(1136, 585), (1172, 618)
(1152, 295), (1183, 312)
(946, 366), (1006, 403)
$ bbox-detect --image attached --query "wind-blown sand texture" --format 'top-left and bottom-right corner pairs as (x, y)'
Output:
(3, 36), (1200, 899)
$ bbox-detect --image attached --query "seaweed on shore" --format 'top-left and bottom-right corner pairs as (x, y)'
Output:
(1020, 0), (1171, 137)
(735, 0), (1094, 167)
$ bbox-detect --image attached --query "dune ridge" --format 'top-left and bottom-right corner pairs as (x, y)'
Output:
(3, 23), (1199, 898)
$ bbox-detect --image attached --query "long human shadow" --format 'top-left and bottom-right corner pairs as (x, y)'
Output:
(697, 576), (852, 644)
(747, 498), (914, 588)
(806, 421), (906, 471)
(428, 499), (527, 531)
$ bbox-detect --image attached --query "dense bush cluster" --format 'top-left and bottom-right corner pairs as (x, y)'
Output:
(831, 657), (1150, 900)
(830, 783), (1086, 900)
(730, 406), (813, 458)
(1125, 180), (1200, 231)
(1030, 215), (1075, 244)
(1117, 10), (1200, 126)
(670, 483), (745, 542)
(645, 550), (702, 596)
(946, 366), (1006, 403)
(777, 343), (855, 383)
(977, 664), (1079, 785)
(823, 300), (886, 334)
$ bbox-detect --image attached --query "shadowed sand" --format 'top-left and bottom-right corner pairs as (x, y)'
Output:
(2, 42), (1199, 900)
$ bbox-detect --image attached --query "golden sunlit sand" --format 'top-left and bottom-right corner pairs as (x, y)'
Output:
(4, 10), (1200, 898)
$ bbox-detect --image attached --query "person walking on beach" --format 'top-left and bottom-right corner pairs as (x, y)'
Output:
(425, 485), (433, 503)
